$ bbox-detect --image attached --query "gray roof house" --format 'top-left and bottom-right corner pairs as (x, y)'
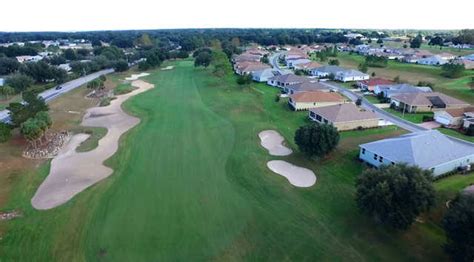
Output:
(252, 69), (280, 82)
(417, 55), (448, 66)
(310, 66), (345, 78)
(374, 84), (432, 98)
(267, 73), (309, 88)
(283, 81), (332, 94)
(359, 130), (474, 176)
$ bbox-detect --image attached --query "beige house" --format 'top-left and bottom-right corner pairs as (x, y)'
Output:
(434, 107), (474, 128)
(309, 103), (379, 131)
(288, 91), (346, 111)
(390, 92), (470, 113)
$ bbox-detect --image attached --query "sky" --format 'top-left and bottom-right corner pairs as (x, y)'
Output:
(1, 0), (473, 32)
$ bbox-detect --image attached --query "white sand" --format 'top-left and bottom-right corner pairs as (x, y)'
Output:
(31, 80), (154, 210)
(125, 73), (150, 81)
(161, 66), (174, 70)
(258, 130), (292, 156)
(266, 160), (316, 187)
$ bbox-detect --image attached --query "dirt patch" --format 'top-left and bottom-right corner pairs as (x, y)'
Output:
(31, 80), (154, 210)
(266, 160), (316, 187)
(258, 130), (292, 156)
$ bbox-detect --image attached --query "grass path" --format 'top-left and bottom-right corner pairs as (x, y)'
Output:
(2, 59), (466, 261)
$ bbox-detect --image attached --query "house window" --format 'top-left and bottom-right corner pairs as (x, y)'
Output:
(362, 148), (366, 154)
(323, 119), (328, 124)
(316, 115), (322, 121)
(391, 161), (395, 165)
(310, 112), (316, 118)
(374, 154), (378, 160)
(379, 156), (383, 163)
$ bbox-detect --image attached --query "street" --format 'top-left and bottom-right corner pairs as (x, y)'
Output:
(0, 69), (114, 123)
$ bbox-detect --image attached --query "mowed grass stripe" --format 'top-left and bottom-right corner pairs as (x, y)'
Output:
(83, 61), (251, 261)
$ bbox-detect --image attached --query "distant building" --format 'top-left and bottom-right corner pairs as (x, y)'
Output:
(310, 66), (345, 78)
(357, 78), (394, 92)
(374, 84), (432, 98)
(251, 69), (280, 82)
(335, 69), (370, 82)
(359, 130), (474, 176)
(390, 92), (470, 113)
(283, 81), (332, 95)
(267, 74), (309, 88)
(417, 55), (448, 66)
(288, 91), (346, 111)
(434, 107), (474, 128)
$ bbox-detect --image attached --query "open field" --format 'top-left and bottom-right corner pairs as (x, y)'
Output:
(335, 53), (474, 103)
(0, 59), (472, 260)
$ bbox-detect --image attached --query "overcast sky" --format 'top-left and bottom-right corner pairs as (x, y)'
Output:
(1, 0), (473, 32)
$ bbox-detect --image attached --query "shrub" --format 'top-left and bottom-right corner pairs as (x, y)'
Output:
(294, 123), (339, 157)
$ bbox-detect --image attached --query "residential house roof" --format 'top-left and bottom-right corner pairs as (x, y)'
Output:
(358, 78), (394, 86)
(377, 84), (432, 97)
(233, 54), (261, 62)
(336, 69), (369, 78)
(269, 73), (309, 84)
(294, 61), (322, 70)
(359, 130), (474, 169)
(312, 65), (346, 74)
(310, 103), (378, 123)
(454, 59), (474, 69)
(286, 82), (331, 93)
(444, 106), (474, 117)
(289, 91), (345, 103)
(252, 68), (280, 79)
(391, 92), (470, 107)
(418, 55), (448, 64)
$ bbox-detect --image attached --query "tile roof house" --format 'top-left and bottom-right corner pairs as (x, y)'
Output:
(359, 130), (474, 176)
(434, 106), (474, 128)
(232, 54), (261, 63)
(288, 91), (346, 111)
(293, 61), (322, 71)
(234, 61), (271, 75)
(283, 81), (332, 94)
(310, 66), (346, 78)
(357, 78), (394, 92)
(390, 92), (470, 113)
(251, 69), (280, 82)
(374, 84), (432, 98)
(267, 73), (309, 88)
(309, 103), (379, 131)
(335, 69), (370, 82)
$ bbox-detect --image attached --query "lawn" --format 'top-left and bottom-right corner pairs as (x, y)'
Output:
(0, 58), (466, 261)
(437, 127), (474, 143)
(363, 95), (382, 104)
(384, 108), (433, 124)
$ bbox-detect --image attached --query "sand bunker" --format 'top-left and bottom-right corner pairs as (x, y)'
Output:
(125, 73), (150, 81)
(31, 80), (154, 210)
(259, 130), (292, 156)
(161, 66), (174, 70)
(267, 160), (316, 187)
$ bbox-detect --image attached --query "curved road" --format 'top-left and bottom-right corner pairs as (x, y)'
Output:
(0, 69), (114, 123)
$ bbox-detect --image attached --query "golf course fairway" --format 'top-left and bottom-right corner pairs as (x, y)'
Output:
(0, 59), (447, 261)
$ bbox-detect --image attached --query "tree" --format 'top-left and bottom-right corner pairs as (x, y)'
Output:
(0, 57), (20, 75)
(194, 52), (212, 67)
(236, 74), (252, 85)
(328, 59), (339, 66)
(442, 63), (465, 78)
(442, 194), (474, 262)
(377, 38), (384, 44)
(63, 49), (77, 60)
(20, 118), (42, 148)
(294, 123), (339, 157)
(371, 72), (376, 77)
(358, 63), (368, 73)
(0, 123), (12, 143)
(355, 164), (435, 229)
(6, 74), (33, 93)
(429, 36), (444, 46)
(113, 59), (129, 72)
(0, 85), (16, 100)
(393, 75), (401, 83)
(466, 124), (474, 136)
(355, 98), (362, 106)
(410, 35), (423, 48)
(260, 54), (269, 64)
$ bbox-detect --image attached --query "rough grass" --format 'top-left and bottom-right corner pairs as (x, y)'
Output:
(437, 127), (474, 143)
(0, 59), (468, 261)
(384, 108), (433, 124)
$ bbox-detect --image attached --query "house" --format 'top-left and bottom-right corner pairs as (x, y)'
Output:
(374, 84), (432, 98)
(0, 78), (4, 87)
(309, 103), (379, 131)
(359, 130), (474, 176)
(390, 92), (470, 113)
(463, 54), (474, 61)
(335, 69), (370, 82)
(15, 55), (43, 63)
(417, 55), (448, 66)
(434, 107), (474, 128)
(453, 59), (474, 70)
(310, 66), (346, 78)
(58, 63), (71, 72)
(252, 69), (279, 82)
(357, 78), (394, 92)
(438, 52), (456, 61)
(402, 54), (420, 63)
(267, 74), (309, 88)
(283, 82), (332, 95)
(232, 54), (261, 63)
(293, 61), (322, 71)
(288, 91), (346, 111)
(234, 62), (271, 75)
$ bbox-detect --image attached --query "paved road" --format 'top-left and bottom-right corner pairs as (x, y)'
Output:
(0, 69), (114, 123)
(269, 52), (292, 75)
(319, 81), (427, 132)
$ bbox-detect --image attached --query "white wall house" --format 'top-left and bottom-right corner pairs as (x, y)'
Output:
(335, 70), (369, 82)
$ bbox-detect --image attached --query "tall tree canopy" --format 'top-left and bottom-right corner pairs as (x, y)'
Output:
(294, 123), (339, 157)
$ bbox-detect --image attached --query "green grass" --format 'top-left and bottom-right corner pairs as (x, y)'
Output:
(363, 95), (382, 104)
(113, 82), (135, 95)
(1, 59), (465, 261)
(384, 108), (433, 123)
(437, 127), (474, 143)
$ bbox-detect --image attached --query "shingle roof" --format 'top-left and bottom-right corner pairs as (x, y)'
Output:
(337, 69), (369, 77)
(269, 73), (309, 83)
(358, 78), (394, 86)
(252, 69), (279, 78)
(444, 106), (474, 117)
(310, 103), (378, 123)
(290, 91), (344, 103)
(391, 92), (469, 107)
(286, 82), (331, 92)
(360, 130), (474, 169)
(313, 65), (345, 74)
